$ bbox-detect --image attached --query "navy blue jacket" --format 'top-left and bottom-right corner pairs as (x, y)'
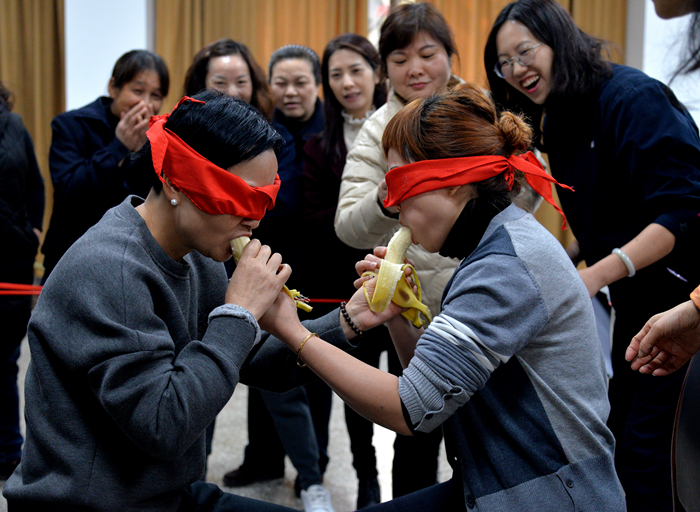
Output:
(543, 64), (700, 294)
(252, 100), (324, 289)
(42, 97), (130, 277)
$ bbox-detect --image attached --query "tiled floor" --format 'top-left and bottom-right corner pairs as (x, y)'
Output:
(1, 339), (451, 512)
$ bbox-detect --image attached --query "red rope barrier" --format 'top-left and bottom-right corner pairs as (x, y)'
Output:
(0, 283), (349, 302)
(0, 283), (43, 295)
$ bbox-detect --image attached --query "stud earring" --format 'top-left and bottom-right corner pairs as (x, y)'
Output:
(170, 199), (178, 206)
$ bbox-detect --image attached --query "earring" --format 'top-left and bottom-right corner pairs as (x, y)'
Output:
(170, 198), (178, 206)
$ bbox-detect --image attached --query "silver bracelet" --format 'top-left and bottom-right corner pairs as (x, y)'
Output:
(612, 248), (636, 277)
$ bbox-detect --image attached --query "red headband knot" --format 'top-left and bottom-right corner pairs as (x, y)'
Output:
(146, 96), (280, 219)
(384, 151), (573, 229)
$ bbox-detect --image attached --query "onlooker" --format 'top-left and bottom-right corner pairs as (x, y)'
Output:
(183, 37), (275, 474)
(300, 33), (387, 509)
(223, 45), (333, 512)
(42, 50), (169, 280)
(484, 1), (700, 510)
(334, 3), (460, 498)
(0, 81), (44, 481)
(184, 38), (274, 118)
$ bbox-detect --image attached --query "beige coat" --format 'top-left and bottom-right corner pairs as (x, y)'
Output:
(334, 88), (459, 318)
(335, 84), (543, 318)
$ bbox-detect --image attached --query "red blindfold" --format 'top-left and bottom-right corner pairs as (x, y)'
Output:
(146, 96), (280, 220)
(384, 151), (573, 229)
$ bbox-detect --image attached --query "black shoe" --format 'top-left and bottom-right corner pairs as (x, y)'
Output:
(0, 459), (20, 481)
(222, 464), (284, 487)
(357, 477), (380, 509)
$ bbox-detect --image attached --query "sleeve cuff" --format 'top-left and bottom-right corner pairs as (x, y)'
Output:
(208, 304), (261, 346)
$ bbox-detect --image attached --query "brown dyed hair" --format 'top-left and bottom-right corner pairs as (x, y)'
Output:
(382, 83), (532, 205)
(379, 2), (458, 76)
(184, 39), (274, 118)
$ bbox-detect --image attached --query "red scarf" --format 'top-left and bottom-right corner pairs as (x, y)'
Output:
(384, 151), (573, 228)
(146, 96), (280, 220)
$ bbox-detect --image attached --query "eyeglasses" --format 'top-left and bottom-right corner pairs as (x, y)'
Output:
(494, 43), (543, 79)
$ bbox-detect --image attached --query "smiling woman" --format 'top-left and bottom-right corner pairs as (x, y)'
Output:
(41, 49), (170, 281)
(484, 2), (700, 510)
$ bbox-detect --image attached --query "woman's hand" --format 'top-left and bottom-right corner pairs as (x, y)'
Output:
(115, 101), (154, 152)
(226, 239), (292, 320)
(626, 300), (700, 376)
(258, 288), (303, 342)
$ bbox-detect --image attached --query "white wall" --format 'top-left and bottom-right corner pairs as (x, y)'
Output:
(64, 0), (152, 111)
(628, 0), (700, 124)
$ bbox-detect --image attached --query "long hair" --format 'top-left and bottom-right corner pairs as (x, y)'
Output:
(183, 39), (274, 118)
(127, 90), (283, 195)
(382, 83), (532, 207)
(484, 0), (611, 138)
(111, 50), (170, 97)
(319, 33), (387, 162)
(674, 1), (700, 77)
(378, 2), (458, 77)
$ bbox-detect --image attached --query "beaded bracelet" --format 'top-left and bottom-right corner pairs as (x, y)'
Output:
(297, 332), (318, 368)
(340, 301), (363, 337)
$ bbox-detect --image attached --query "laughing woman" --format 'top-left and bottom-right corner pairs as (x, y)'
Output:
(272, 83), (626, 512)
(484, 1), (700, 509)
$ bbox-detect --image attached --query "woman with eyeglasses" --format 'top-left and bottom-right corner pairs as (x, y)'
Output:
(485, 1), (700, 510)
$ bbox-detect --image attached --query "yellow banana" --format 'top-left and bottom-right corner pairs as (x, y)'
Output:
(230, 237), (312, 313)
(362, 227), (432, 327)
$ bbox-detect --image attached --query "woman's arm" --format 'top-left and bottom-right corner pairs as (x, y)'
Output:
(386, 311), (424, 368)
(578, 223), (675, 297)
(284, 321), (412, 435)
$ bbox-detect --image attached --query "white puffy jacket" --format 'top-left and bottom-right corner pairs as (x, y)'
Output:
(334, 87), (459, 317)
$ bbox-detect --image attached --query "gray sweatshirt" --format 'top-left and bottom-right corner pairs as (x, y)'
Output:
(399, 205), (626, 511)
(3, 196), (351, 511)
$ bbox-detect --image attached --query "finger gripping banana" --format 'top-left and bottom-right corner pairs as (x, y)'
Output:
(230, 237), (312, 313)
(362, 227), (432, 327)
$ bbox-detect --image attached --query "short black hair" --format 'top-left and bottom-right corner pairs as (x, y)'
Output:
(111, 50), (170, 97)
(126, 90), (283, 195)
(0, 80), (13, 112)
(268, 45), (322, 85)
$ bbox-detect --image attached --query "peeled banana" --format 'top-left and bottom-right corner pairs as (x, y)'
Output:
(362, 227), (432, 327)
(230, 237), (312, 313)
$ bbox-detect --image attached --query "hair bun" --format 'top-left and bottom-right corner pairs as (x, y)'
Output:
(498, 110), (532, 154)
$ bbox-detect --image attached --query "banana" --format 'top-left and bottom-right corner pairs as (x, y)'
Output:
(362, 227), (432, 327)
(230, 237), (312, 313)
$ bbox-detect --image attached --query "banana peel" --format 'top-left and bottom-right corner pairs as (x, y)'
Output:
(362, 227), (432, 327)
(230, 237), (312, 313)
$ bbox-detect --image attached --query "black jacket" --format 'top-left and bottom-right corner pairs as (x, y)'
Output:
(0, 110), (44, 271)
(41, 97), (130, 278)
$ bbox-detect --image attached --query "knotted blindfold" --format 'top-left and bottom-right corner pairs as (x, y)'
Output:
(384, 151), (573, 228)
(146, 96), (280, 220)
